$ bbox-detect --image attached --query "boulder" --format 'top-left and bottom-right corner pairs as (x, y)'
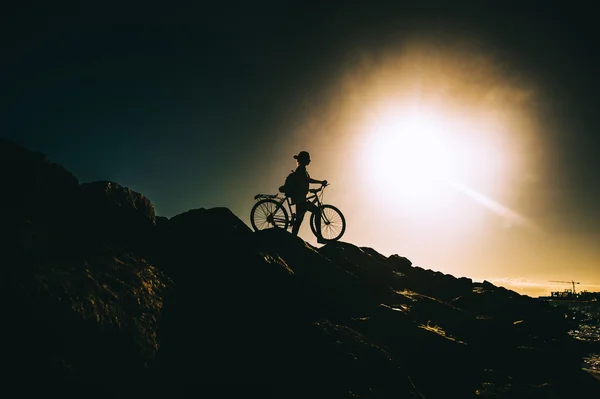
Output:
(0, 138), (80, 225)
(79, 180), (156, 254)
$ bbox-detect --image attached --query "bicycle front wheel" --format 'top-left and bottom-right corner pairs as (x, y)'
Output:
(310, 204), (346, 242)
(250, 199), (289, 231)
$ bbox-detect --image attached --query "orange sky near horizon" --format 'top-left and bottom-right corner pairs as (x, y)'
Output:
(238, 37), (600, 298)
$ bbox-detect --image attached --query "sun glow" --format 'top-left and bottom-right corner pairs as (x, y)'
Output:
(287, 37), (545, 278)
(364, 103), (456, 200)
(359, 96), (518, 220)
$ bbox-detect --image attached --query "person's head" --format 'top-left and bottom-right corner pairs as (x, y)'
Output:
(294, 150), (311, 166)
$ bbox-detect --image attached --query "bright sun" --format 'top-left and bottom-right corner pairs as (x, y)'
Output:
(359, 97), (520, 225)
(310, 39), (543, 268)
(364, 103), (457, 201)
(329, 39), (540, 234)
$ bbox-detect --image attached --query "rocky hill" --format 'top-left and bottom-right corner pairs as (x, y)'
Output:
(1, 137), (598, 397)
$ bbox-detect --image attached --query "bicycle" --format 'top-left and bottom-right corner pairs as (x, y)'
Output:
(250, 184), (346, 242)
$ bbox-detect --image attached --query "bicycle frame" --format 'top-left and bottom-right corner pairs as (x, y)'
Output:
(285, 188), (324, 227)
(254, 186), (326, 229)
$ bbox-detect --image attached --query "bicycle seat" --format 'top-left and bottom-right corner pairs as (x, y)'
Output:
(254, 193), (279, 200)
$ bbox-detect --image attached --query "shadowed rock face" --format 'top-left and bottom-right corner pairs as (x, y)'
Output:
(2, 138), (599, 396)
(0, 139), (80, 224)
(1, 139), (170, 381)
(79, 180), (156, 254)
(80, 180), (156, 225)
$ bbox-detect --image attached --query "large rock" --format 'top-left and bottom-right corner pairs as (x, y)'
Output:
(164, 207), (251, 238)
(0, 138), (80, 224)
(0, 139), (83, 272)
(80, 180), (155, 224)
(0, 140), (171, 382)
(79, 180), (156, 254)
(5, 253), (172, 381)
(151, 207), (253, 275)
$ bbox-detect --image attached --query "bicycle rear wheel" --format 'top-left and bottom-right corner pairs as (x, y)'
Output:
(310, 204), (346, 242)
(250, 199), (289, 231)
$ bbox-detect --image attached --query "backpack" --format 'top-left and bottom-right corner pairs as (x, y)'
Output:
(279, 170), (301, 197)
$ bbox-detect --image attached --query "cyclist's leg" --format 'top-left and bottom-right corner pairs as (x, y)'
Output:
(292, 199), (307, 236)
(307, 202), (322, 238)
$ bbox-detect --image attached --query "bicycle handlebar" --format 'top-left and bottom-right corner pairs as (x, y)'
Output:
(309, 183), (329, 194)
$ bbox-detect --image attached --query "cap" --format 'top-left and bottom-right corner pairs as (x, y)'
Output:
(293, 151), (310, 160)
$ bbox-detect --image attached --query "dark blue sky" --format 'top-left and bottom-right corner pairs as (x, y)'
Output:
(2, 1), (599, 234)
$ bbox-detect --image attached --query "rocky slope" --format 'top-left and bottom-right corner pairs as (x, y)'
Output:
(1, 137), (598, 397)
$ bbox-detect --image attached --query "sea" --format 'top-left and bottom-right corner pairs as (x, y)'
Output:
(543, 299), (600, 370)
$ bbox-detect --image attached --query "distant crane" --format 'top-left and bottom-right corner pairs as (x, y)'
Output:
(550, 280), (580, 294)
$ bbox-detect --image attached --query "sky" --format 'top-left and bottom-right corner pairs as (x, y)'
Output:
(2, 2), (599, 297)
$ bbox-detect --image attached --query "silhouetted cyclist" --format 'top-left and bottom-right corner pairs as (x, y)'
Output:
(288, 151), (327, 243)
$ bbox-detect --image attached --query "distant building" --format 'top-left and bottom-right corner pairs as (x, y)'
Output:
(539, 289), (600, 301)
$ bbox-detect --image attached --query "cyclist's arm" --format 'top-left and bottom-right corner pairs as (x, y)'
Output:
(308, 178), (325, 184)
